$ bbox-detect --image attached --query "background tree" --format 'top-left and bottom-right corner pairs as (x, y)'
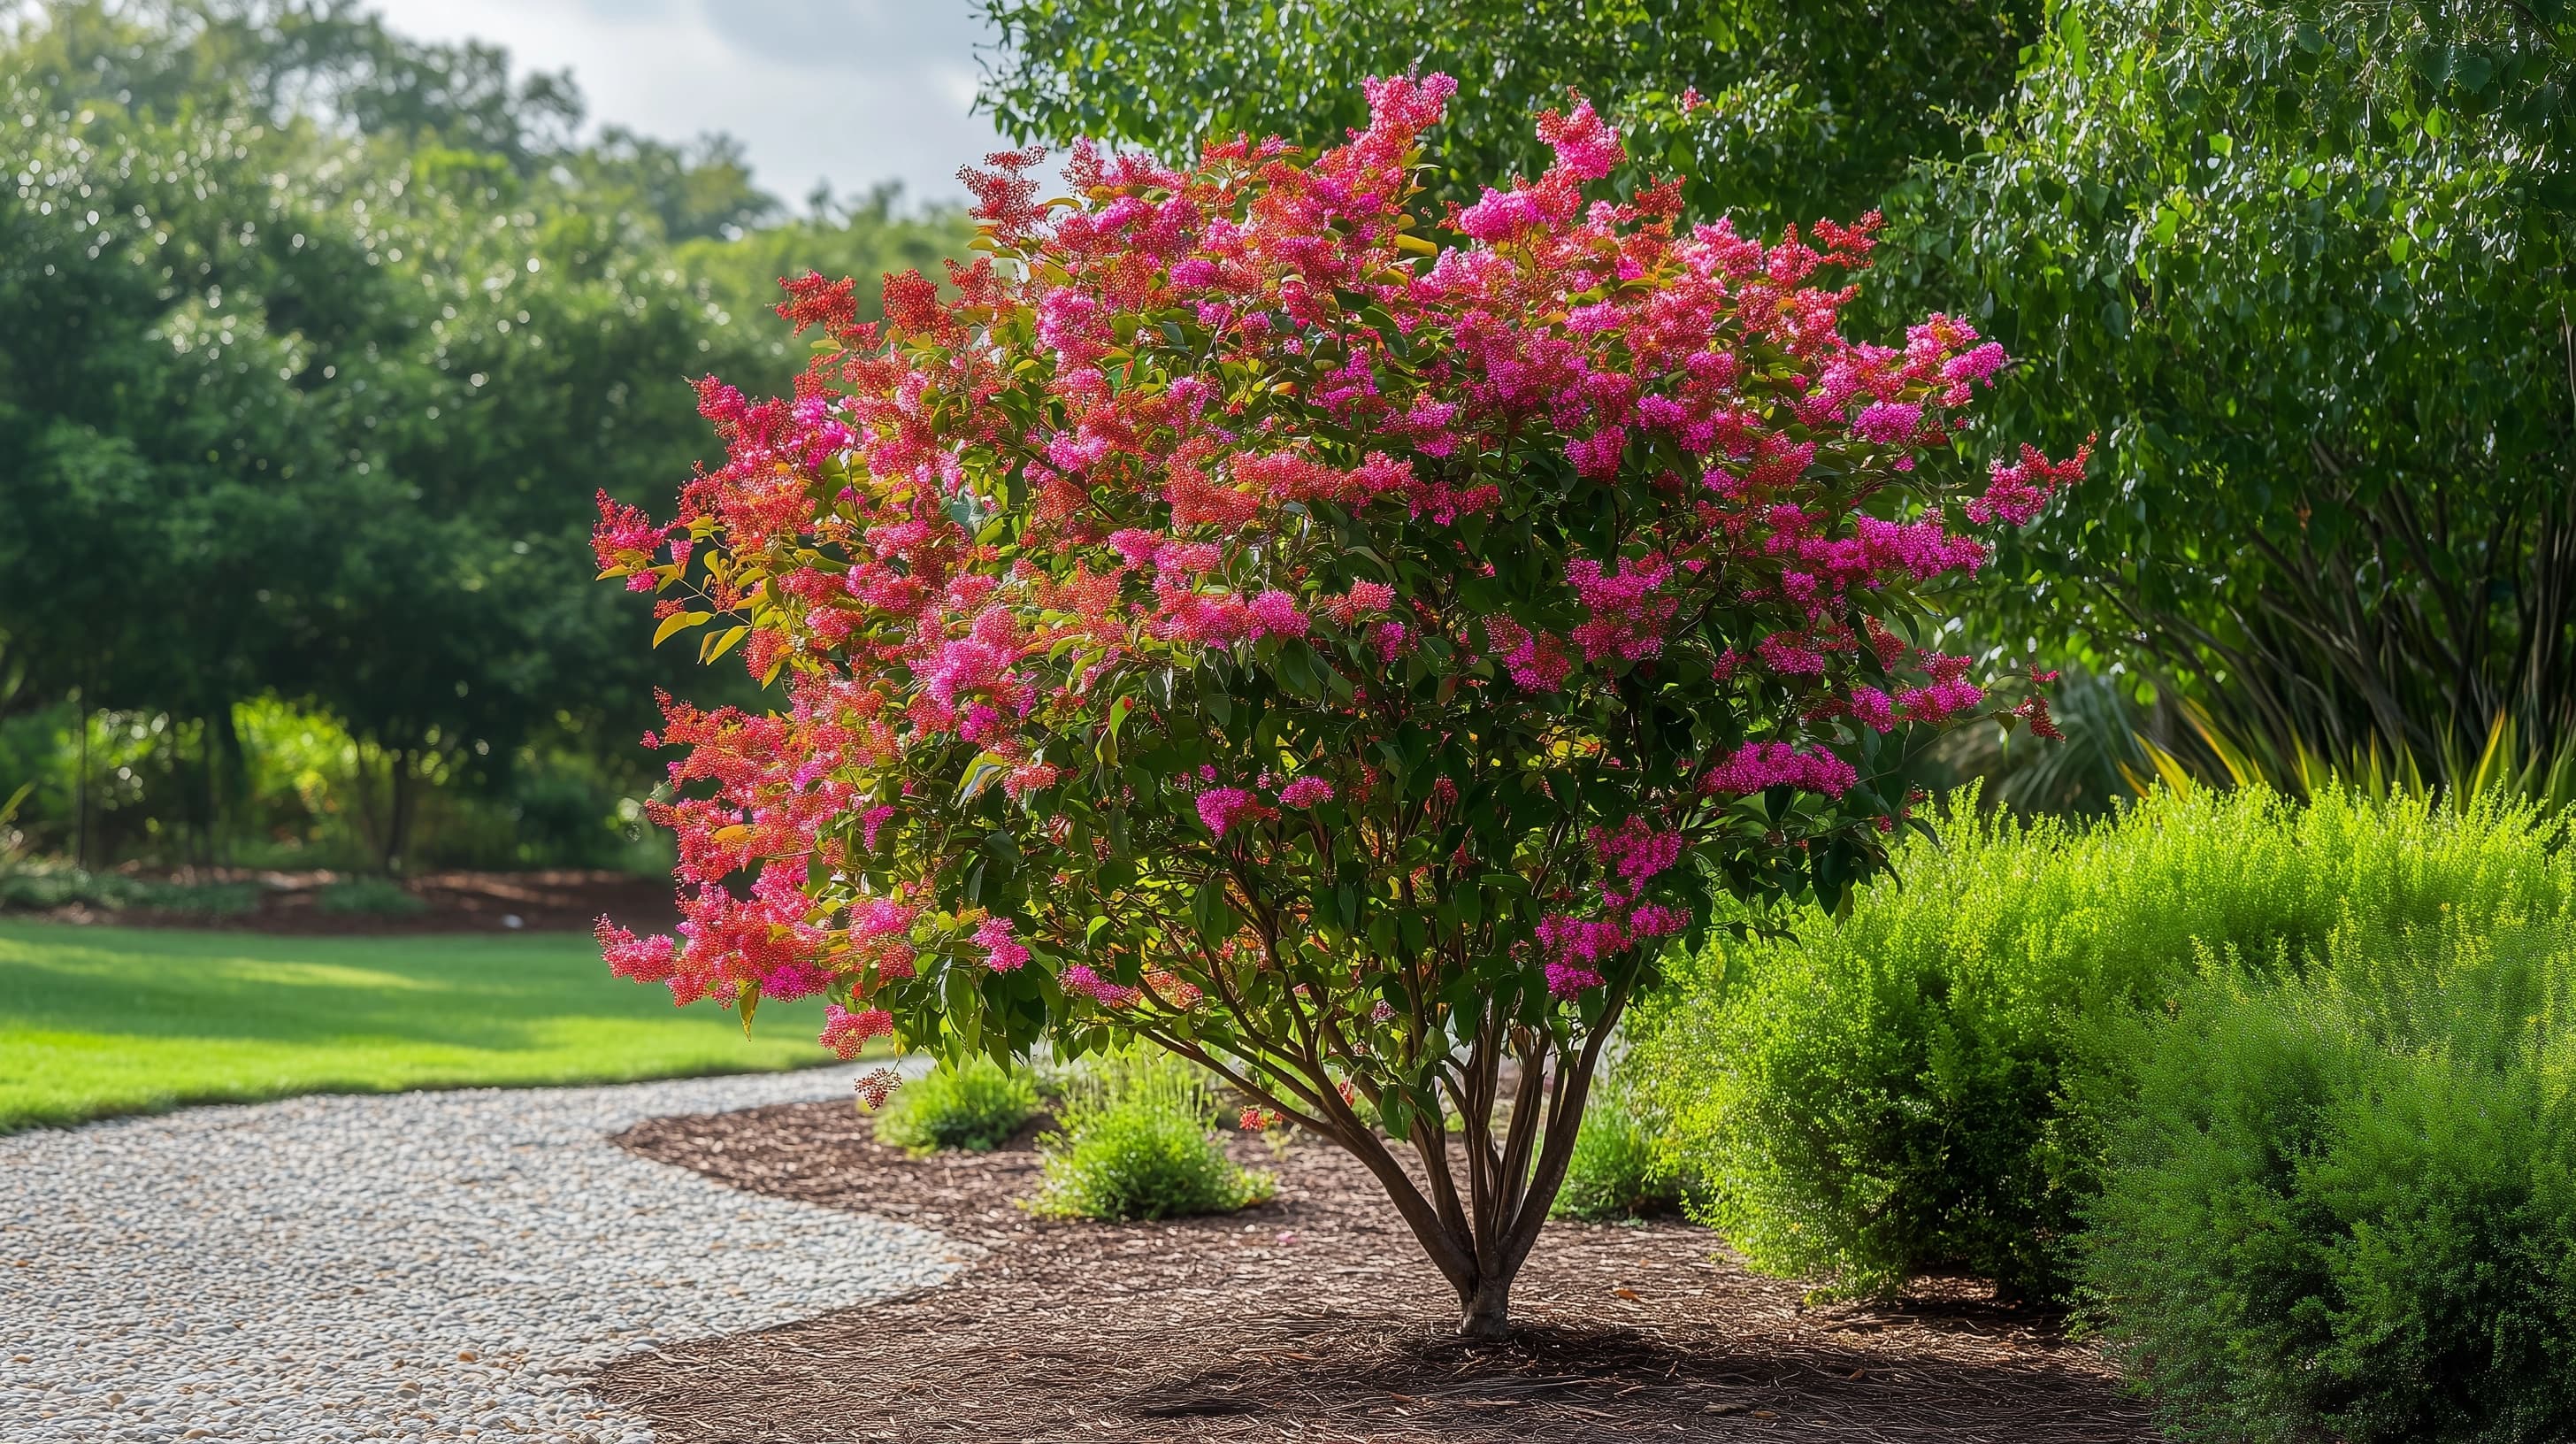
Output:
(975, 0), (2038, 231)
(0, 0), (970, 869)
(1876, 0), (2576, 780)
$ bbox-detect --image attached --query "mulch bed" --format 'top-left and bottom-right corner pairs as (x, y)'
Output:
(602, 1100), (2160, 1443)
(25, 867), (678, 934)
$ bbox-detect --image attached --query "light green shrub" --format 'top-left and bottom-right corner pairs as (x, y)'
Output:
(1628, 785), (2576, 1299)
(1551, 1081), (1693, 1221)
(2082, 919), (2576, 1443)
(873, 1056), (1039, 1154)
(1031, 1051), (1272, 1221)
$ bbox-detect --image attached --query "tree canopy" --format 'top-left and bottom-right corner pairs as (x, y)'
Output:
(0, 0), (970, 866)
(976, 0), (2038, 231)
(978, 0), (2576, 786)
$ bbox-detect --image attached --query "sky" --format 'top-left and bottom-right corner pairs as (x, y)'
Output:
(367, 0), (1013, 207)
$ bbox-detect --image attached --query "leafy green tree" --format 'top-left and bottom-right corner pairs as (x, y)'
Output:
(1877, 0), (2576, 776)
(0, 0), (969, 867)
(975, 0), (2037, 229)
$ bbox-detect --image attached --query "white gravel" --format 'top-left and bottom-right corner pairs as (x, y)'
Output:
(1, 1069), (960, 1442)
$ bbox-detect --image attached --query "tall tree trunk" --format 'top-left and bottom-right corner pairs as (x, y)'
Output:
(73, 700), (90, 872)
(206, 703), (244, 868)
(382, 748), (418, 874)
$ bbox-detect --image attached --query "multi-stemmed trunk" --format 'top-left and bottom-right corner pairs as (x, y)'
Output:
(1155, 990), (1629, 1340)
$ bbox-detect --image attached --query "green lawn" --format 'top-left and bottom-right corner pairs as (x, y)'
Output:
(0, 920), (835, 1131)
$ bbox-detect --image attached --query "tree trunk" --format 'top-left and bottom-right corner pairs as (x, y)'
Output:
(1149, 977), (1631, 1343)
(382, 749), (418, 874)
(73, 701), (90, 872)
(1457, 1274), (1514, 1341)
(204, 703), (244, 868)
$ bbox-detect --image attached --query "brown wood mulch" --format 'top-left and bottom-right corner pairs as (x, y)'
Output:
(25, 867), (679, 934)
(601, 1100), (2160, 1444)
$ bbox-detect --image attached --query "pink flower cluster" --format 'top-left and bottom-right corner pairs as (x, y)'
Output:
(974, 916), (1030, 972)
(589, 70), (2082, 1052)
(820, 1003), (894, 1058)
(1197, 787), (1269, 837)
(1701, 741), (1862, 798)
(1061, 964), (1143, 1009)
(1277, 776), (1336, 809)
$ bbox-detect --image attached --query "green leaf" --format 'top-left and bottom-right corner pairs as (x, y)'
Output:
(957, 750), (1012, 802)
(699, 624), (750, 664)
(653, 611), (711, 647)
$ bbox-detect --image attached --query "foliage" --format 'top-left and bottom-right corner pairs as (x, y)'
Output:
(1926, 662), (2167, 817)
(2083, 920), (2576, 1444)
(0, 0), (966, 871)
(1874, 0), (2576, 787)
(872, 1055), (1040, 1153)
(1551, 1078), (1692, 1220)
(978, 0), (2576, 794)
(1031, 1050), (1273, 1219)
(976, 0), (2037, 231)
(1628, 785), (2576, 1299)
(0, 864), (260, 916)
(595, 79), (2084, 1333)
(0, 920), (834, 1131)
(310, 877), (426, 917)
(2140, 707), (2576, 821)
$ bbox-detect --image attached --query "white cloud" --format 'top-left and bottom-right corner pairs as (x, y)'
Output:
(364, 0), (1012, 204)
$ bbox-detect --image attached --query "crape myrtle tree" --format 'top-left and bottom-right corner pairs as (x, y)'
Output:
(594, 79), (2085, 1337)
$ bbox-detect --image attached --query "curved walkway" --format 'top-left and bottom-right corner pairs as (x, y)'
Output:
(1, 1071), (957, 1442)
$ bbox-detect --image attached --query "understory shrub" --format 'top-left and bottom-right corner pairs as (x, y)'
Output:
(1552, 1076), (1693, 1221)
(311, 878), (427, 917)
(1628, 784), (2576, 1299)
(1032, 1053), (1272, 1221)
(873, 1056), (1039, 1154)
(2083, 921), (2576, 1444)
(0, 864), (260, 916)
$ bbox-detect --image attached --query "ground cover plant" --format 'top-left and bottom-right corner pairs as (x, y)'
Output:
(0, 920), (834, 1130)
(2084, 918), (2576, 1443)
(1032, 1049), (1273, 1219)
(871, 1054), (1039, 1152)
(0, 864), (262, 917)
(1627, 784), (2576, 1301)
(595, 76), (2086, 1334)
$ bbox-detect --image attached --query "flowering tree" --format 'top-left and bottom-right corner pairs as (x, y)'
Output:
(594, 76), (2083, 1338)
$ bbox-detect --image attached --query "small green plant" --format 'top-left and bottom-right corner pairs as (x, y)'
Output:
(311, 877), (427, 917)
(2082, 920), (2576, 1444)
(1031, 1051), (1273, 1221)
(1551, 1082), (1691, 1221)
(872, 1056), (1039, 1154)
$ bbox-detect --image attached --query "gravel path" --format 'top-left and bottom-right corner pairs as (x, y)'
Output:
(2, 1070), (959, 1443)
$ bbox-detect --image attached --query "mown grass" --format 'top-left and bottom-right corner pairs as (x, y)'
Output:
(0, 920), (834, 1131)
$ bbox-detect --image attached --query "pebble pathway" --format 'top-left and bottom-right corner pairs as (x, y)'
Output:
(2, 1070), (958, 1442)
